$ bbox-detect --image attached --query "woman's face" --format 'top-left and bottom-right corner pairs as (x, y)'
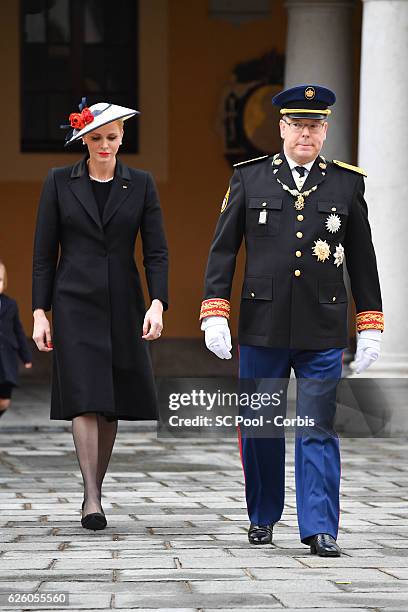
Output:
(82, 121), (124, 163)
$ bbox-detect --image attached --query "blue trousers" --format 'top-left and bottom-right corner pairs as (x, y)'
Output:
(238, 345), (343, 543)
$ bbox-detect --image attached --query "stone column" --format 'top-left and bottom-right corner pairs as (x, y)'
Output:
(284, 0), (356, 161)
(358, 0), (408, 376)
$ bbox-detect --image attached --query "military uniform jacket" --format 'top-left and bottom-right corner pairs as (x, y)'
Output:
(200, 153), (383, 350)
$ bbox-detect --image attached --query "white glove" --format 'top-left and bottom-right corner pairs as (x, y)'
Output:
(351, 329), (381, 374)
(201, 316), (232, 360)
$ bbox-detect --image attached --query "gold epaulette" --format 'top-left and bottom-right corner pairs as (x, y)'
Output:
(332, 159), (367, 177)
(233, 155), (269, 167)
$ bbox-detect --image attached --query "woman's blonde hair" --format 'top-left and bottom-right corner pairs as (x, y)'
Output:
(0, 258), (7, 290)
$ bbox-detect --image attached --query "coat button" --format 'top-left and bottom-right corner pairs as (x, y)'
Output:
(250, 292), (255, 297)
(331, 206), (337, 211)
(296, 231), (303, 238)
(296, 250), (302, 257)
(294, 269), (301, 277)
(332, 296), (337, 301)
(297, 214), (304, 221)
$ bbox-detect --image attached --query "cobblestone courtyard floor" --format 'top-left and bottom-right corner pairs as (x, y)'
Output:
(0, 381), (407, 611)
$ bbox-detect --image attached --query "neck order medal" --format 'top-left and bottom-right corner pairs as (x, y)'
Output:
(276, 178), (319, 211)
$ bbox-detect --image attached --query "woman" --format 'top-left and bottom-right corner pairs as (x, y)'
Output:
(32, 98), (168, 531)
(0, 259), (32, 417)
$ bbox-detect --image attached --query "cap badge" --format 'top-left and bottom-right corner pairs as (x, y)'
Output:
(305, 87), (316, 100)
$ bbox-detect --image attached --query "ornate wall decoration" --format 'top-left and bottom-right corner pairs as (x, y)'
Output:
(219, 49), (285, 166)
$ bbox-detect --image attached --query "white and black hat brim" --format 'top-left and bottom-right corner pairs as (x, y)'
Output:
(63, 102), (139, 147)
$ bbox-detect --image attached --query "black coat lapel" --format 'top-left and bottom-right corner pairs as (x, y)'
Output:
(69, 156), (102, 230)
(102, 158), (134, 227)
(302, 155), (327, 192)
(273, 152), (297, 190)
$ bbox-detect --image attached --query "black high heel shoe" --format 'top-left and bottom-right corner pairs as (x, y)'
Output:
(81, 499), (107, 531)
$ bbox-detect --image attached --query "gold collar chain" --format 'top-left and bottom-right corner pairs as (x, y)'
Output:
(276, 178), (319, 211)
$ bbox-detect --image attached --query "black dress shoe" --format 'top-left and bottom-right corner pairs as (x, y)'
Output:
(248, 523), (274, 545)
(81, 500), (107, 531)
(310, 534), (341, 556)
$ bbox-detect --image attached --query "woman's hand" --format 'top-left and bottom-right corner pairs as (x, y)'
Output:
(142, 299), (163, 341)
(32, 309), (53, 352)
(24, 363), (33, 369)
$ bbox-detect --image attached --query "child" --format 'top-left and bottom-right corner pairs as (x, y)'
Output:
(0, 259), (32, 417)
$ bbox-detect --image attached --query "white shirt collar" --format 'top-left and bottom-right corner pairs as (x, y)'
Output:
(284, 153), (316, 173)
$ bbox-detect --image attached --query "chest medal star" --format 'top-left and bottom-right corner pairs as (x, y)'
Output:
(325, 213), (341, 233)
(334, 243), (345, 267)
(312, 239), (331, 262)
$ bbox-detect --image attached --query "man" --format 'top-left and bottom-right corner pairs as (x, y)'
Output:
(199, 85), (383, 556)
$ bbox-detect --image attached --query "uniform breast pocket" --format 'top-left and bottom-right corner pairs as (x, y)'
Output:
(247, 197), (283, 237)
(317, 201), (349, 234)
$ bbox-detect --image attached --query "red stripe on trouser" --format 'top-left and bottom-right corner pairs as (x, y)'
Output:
(237, 425), (247, 488)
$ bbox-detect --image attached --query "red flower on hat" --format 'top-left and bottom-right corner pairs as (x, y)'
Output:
(69, 107), (94, 130)
(81, 107), (94, 125)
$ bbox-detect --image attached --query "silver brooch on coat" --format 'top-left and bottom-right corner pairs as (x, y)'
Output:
(333, 244), (345, 267)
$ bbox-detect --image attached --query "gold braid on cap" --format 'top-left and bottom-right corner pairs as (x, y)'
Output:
(280, 108), (331, 116)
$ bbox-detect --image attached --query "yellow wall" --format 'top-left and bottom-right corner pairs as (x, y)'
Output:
(0, 0), (287, 336)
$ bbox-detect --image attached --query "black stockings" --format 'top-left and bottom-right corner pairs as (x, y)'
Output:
(72, 413), (118, 515)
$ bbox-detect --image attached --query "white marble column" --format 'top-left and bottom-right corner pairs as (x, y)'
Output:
(284, 0), (356, 161)
(358, 0), (408, 376)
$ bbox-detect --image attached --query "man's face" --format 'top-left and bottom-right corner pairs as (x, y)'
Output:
(279, 117), (328, 164)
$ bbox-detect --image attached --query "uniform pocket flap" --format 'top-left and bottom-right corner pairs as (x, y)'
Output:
(318, 281), (348, 304)
(249, 197), (283, 210)
(317, 200), (348, 215)
(242, 276), (273, 300)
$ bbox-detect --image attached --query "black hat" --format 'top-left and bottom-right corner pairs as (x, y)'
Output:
(272, 84), (336, 119)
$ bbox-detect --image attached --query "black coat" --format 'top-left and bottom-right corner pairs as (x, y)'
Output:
(32, 156), (168, 420)
(0, 294), (32, 386)
(201, 153), (383, 350)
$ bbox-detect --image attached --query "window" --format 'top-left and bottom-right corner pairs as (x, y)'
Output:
(21, 0), (139, 153)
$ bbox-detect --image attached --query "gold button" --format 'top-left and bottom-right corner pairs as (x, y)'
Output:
(250, 292), (255, 297)
(332, 296), (337, 302)
(297, 214), (304, 221)
(262, 202), (267, 207)
(296, 250), (302, 257)
(296, 231), (303, 239)
(331, 206), (337, 211)
(294, 269), (301, 277)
